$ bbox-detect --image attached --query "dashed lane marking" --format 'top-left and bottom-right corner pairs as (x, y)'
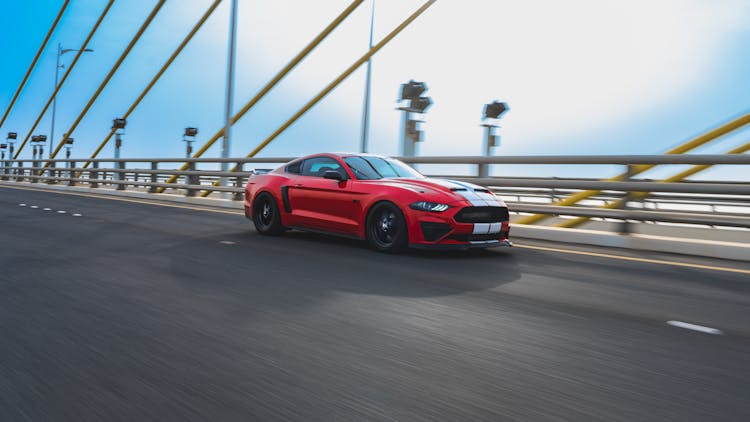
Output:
(19, 203), (26, 207)
(220, 241), (237, 245)
(30, 205), (38, 209)
(515, 244), (750, 276)
(667, 320), (724, 335)
(72, 213), (82, 217)
(43, 208), (52, 211)
(57, 210), (66, 214)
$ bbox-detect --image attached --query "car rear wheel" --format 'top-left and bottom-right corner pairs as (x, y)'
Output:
(366, 202), (408, 253)
(253, 192), (285, 235)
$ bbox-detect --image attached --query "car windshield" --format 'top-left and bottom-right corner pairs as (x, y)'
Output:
(344, 156), (424, 180)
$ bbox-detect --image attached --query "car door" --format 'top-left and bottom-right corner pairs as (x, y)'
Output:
(286, 156), (360, 234)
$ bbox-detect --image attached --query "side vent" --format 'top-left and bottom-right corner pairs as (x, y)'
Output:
(280, 186), (292, 213)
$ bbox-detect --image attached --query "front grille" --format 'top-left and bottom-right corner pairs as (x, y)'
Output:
(420, 222), (453, 241)
(449, 233), (502, 242)
(454, 206), (509, 223)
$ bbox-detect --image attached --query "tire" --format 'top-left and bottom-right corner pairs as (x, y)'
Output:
(252, 192), (285, 235)
(366, 202), (408, 253)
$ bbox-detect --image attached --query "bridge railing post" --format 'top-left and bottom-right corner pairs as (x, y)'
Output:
(116, 161), (126, 191)
(16, 161), (23, 182)
(46, 161), (56, 184)
(185, 161), (197, 197)
(233, 162), (244, 201)
(68, 161), (76, 186)
(619, 164), (635, 235)
(149, 162), (158, 193)
(90, 161), (99, 188)
(31, 160), (38, 183)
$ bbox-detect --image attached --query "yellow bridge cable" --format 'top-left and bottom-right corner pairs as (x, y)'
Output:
(155, 0), (365, 193)
(45, 0), (167, 163)
(516, 111), (750, 225)
(79, 0), (223, 173)
(199, 0), (438, 197)
(556, 140), (750, 228)
(0, 0), (70, 128)
(13, 0), (115, 159)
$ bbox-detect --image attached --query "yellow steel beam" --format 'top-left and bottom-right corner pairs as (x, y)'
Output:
(155, 0), (365, 193)
(45, 0), (167, 163)
(79, 0), (223, 174)
(199, 0), (438, 197)
(13, 0), (115, 159)
(555, 140), (750, 228)
(516, 111), (750, 225)
(0, 0), (70, 128)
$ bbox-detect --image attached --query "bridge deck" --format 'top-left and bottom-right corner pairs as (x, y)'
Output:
(1, 186), (749, 421)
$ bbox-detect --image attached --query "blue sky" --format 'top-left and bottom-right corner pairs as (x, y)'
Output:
(1, 0), (749, 180)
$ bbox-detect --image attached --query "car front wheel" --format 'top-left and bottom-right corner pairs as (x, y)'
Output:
(366, 202), (408, 253)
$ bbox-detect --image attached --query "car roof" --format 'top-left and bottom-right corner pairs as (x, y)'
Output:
(330, 152), (389, 159)
(287, 153), (391, 163)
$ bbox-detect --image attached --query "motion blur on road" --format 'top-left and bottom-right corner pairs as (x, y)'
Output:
(2, 185), (749, 421)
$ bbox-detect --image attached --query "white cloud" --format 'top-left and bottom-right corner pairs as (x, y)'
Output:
(196, 0), (750, 155)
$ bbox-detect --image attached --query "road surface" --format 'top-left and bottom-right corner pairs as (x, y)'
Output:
(1, 185), (749, 421)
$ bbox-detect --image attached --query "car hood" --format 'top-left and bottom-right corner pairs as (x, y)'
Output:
(373, 178), (506, 207)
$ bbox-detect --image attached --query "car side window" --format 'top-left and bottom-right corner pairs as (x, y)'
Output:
(300, 157), (344, 178)
(286, 160), (302, 174)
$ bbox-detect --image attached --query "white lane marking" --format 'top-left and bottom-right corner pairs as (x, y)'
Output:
(72, 213), (82, 217)
(43, 208), (51, 211)
(19, 203), (26, 207)
(30, 205), (38, 209)
(667, 320), (724, 335)
(57, 210), (66, 214)
(220, 241), (237, 245)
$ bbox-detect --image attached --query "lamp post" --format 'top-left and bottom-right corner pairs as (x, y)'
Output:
(7, 132), (17, 159)
(183, 127), (198, 158)
(112, 118), (126, 190)
(478, 101), (509, 178)
(64, 137), (74, 160)
(221, 0), (238, 195)
(111, 118), (126, 159)
(32, 135), (47, 160)
(51, 43), (93, 157)
(359, 0), (376, 153)
(397, 80), (432, 157)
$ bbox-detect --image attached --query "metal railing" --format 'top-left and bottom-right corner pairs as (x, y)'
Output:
(1, 155), (748, 231)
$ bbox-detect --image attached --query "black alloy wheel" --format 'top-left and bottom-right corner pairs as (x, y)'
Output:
(253, 193), (284, 235)
(366, 202), (408, 252)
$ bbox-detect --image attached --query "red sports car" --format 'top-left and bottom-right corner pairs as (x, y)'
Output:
(244, 153), (512, 252)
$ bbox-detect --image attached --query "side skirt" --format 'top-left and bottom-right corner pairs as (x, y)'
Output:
(289, 226), (363, 241)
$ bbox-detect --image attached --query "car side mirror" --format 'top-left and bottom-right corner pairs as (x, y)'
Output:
(323, 170), (346, 181)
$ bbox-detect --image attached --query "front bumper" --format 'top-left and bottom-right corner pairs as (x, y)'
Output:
(405, 205), (511, 250)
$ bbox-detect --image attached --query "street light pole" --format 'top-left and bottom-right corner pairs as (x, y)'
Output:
(359, 0), (376, 153)
(50, 44), (93, 158)
(221, 0), (238, 192)
(50, 43), (62, 157)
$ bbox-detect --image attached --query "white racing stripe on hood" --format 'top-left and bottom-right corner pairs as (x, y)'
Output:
(445, 180), (504, 207)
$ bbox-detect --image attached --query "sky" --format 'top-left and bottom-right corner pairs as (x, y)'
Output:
(1, 0), (749, 180)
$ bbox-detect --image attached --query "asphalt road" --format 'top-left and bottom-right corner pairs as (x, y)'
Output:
(1, 185), (749, 421)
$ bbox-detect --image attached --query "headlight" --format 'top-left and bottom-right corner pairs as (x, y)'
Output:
(410, 201), (450, 212)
